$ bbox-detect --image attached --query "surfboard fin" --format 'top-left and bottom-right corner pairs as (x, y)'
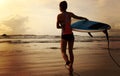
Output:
(88, 32), (93, 37)
(103, 30), (109, 49)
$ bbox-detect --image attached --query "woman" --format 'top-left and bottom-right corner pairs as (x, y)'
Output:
(56, 1), (88, 75)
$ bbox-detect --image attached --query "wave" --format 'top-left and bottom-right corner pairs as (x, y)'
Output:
(0, 35), (120, 43)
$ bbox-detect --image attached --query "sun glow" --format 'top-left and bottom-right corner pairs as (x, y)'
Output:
(0, 0), (6, 5)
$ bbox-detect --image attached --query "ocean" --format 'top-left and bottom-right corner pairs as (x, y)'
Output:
(0, 35), (120, 76)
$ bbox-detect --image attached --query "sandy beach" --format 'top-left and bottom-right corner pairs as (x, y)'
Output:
(0, 35), (120, 76)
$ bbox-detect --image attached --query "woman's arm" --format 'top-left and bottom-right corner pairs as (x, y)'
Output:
(71, 13), (88, 20)
(56, 21), (61, 29)
(56, 15), (62, 29)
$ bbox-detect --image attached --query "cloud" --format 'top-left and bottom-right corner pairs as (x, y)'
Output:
(0, 24), (12, 34)
(1, 15), (28, 34)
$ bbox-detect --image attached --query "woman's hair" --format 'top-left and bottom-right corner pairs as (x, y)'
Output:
(59, 1), (67, 11)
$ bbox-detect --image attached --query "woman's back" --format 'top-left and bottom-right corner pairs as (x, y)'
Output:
(58, 12), (73, 35)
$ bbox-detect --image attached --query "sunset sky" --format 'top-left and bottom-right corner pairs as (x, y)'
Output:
(0, 0), (120, 35)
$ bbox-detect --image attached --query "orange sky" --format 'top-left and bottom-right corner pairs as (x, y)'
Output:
(0, 0), (120, 35)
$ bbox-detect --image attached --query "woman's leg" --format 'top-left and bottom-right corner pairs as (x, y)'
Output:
(68, 40), (74, 73)
(61, 39), (69, 63)
(68, 40), (74, 65)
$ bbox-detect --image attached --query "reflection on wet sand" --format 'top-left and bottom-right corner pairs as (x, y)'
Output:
(0, 35), (120, 76)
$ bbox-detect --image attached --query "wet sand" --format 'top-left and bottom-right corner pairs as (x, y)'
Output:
(0, 36), (120, 76)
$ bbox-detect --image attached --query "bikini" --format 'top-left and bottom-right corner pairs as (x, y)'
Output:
(61, 13), (74, 41)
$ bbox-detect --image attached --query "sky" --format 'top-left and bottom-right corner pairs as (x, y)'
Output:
(0, 0), (120, 35)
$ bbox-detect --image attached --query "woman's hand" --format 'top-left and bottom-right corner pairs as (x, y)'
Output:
(83, 18), (89, 21)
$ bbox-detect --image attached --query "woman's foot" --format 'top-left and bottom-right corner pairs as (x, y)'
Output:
(69, 64), (73, 75)
(66, 61), (71, 65)
(65, 61), (74, 75)
(65, 61), (71, 69)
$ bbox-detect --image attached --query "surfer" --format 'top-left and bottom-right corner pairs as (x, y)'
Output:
(56, 1), (88, 75)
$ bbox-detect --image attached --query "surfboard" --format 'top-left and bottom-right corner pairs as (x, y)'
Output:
(71, 20), (111, 32)
(71, 20), (111, 48)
